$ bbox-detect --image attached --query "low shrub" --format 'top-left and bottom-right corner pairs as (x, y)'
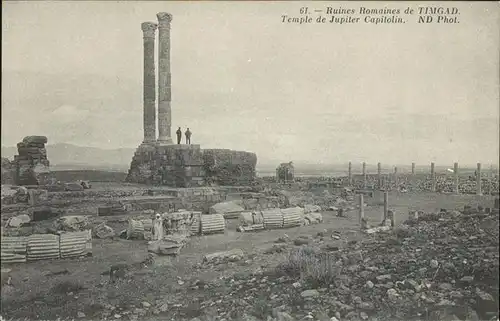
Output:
(276, 247), (339, 288)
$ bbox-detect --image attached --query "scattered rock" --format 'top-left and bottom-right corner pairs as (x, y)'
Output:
(276, 311), (294, 321)
(301, 289), (320, 298)
(460, 276), (474, 283)
(77, 312), (86, 318)
(265, 244), (287, 254)
(158, 302), (169, 312)
(293, 238), (310, 246)
(54, 215), (90, 231)
(439, 283), (453, 291)
(387, 288), (400, 302)
(376, 274), (392, 282)
(204, 249), (244, 264)
(7, 214), (31, 227)
(275, 236), (288, 243)
(94, 222), (115, 239)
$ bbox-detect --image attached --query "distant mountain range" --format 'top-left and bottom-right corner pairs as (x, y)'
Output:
(1, 143), (494, 176)
(1, 143), (134, 172)
(0, 143), (348, 175)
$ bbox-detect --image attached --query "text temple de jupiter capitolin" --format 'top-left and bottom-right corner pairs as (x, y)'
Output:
(126, 12), (257, 188)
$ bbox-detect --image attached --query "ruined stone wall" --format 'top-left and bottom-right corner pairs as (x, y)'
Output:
(126, 144), (204, 187)
(1, 158), (16, 185)
(126, 145), (257, 187)
(202, 149), (257, 186)
(12, 136), (51, 186)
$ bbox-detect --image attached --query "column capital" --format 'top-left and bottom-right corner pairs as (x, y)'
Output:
(141, 22), (158, 38)
(157, 12), (173, 27)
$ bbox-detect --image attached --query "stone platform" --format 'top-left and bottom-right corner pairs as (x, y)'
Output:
(126, 143), (257, 188)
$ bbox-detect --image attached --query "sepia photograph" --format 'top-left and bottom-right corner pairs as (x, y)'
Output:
(1, 1), (499, 320)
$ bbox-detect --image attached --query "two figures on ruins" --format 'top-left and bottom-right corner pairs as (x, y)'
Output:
(176, 127), (192, 145)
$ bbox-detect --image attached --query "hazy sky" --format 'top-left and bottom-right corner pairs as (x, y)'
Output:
(2, 1), (499, 165)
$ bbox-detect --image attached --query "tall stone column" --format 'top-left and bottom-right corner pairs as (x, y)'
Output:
(454, 162), (459, 194)
(476, 163), (482, 195)
(141, 22), (157, 144)
(411, 162), (415, 175)
(157, 12), (173, 144)
(394, 166), (398, 187)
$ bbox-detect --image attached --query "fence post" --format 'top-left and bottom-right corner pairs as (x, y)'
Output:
(394, 166), (398, 188)
(377, 162), (382, 190)
(348, 162), (352, 186)
(431, 162), (436, 192)
(359, 194), (365, 226)
(362, 162), (367, 189)
(383, 191), (389, 221)
(476, 163), (482, 195)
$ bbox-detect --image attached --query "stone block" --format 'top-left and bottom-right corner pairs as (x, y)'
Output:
(32, 207), (60, 222)
(22, 136), (48, 145)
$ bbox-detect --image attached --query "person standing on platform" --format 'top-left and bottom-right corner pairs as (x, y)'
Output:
(176, 127), (182, 144)
(185, 128), (192, 144)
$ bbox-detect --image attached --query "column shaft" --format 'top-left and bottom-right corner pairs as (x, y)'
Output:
(157, 12), (173, 144)
(141, 22), (157, 144)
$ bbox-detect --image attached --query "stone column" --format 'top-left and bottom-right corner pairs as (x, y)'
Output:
(141, 22), (157, 144)
(411, 162), (415, 175)
(377, 162), (382, 190)
(362, 162), (366, 189)
(383, 191), (389, 221)
(394, 166), (398, 188)
(476, 163), (482, 195)
(454, 162), (459, 194)
(348, 162), (352, 186)
(358, 194), (364, 226)
(157, 12), (173, 144)
(430, 162), (436, 192)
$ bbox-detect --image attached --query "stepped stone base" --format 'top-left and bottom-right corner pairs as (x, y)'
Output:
(126, 143), (257, 188)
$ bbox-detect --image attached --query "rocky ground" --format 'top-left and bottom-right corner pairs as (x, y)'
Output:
(1, 189), (498, 321)
(140, 209), (499, 321)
